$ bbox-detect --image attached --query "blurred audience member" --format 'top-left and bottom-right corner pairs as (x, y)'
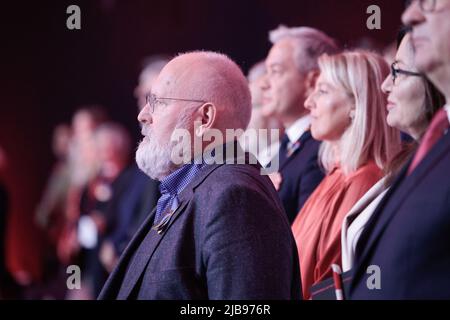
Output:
(67, 106), (108, 188)
(240, 61), (284, 167)
(69, 123), (131, 299)
(98, 56), (169, 275)
(33, 124), (73, 299)
(35, 124), (72, 244)
(58, 106), (107, 266)
(260, 25), (339, 223)
(291, 50), (401, 299)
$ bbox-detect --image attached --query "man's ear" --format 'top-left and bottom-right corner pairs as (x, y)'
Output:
(304, 70), (319, 97)
(194, 103), (217, 137)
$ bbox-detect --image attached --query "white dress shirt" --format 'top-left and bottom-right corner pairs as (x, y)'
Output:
(285, 115), (311, 144)
(259, 115), (311, 167)
(445, 104), (450, 124)
(341, 177), (389, 272)
(341, 104), (450, 272)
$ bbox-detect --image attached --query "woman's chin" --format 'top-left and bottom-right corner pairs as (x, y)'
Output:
(310, 129), (324, 141)
(386, 114), (399, 130)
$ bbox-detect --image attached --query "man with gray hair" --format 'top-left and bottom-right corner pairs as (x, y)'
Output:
(99, 51), (301, 300)
(261, 25), (339, 223)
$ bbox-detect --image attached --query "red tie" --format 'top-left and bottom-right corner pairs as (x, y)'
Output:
(408, 108), (449, 175)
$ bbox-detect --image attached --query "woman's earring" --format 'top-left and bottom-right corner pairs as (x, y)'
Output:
(349, 110), (355, 121)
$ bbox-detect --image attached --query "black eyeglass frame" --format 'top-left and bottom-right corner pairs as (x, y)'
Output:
(390, 62), (423, 84)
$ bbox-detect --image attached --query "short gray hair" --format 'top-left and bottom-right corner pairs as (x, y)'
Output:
(269, 25), (339, 73)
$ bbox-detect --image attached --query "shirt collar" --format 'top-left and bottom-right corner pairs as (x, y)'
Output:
(445, 104), (450, 123)
(285, 115), (311, 143)
(159, 162), (206, 196)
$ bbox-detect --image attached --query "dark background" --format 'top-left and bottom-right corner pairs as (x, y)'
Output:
(0, 0), (405, 280)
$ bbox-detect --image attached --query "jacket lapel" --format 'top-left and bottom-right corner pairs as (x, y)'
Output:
(116, 160), (231, 299)
(352, 133), (450, 287)
(113, 141), (254, 299)
(116, 200), (189, 299)
(279, 131), (312, 171)
(98, 206), (157, 299)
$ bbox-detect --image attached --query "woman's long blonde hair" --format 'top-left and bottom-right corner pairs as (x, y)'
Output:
(317, 50), (401, 175)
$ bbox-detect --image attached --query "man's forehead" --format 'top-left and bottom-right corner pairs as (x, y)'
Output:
(151, 66), (176, 96)
(267, 39), (298, 65)
(155, 57), (208, 96)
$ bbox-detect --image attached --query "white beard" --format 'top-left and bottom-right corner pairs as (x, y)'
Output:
(135, 128), (179, 181)
(136, 107), (198, 180)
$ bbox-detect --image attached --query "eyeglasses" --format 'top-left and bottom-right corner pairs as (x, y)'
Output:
(407, 0), (436, 12)
(145, 93), (207, 113)
(390, 62), (423, 84)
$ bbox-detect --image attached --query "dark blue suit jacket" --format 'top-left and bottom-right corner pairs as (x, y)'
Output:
(98, 150), (301, 300)
(349, 131), (450, 299)
(277, 131), (324, 224)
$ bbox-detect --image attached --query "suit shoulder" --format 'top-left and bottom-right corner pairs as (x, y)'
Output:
(196, 163), (277, 200)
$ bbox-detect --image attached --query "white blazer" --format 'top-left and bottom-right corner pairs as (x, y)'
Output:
(341, 177), (389, 272)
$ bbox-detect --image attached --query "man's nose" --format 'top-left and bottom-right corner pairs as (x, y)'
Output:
(259, 74), (270, 91)
(138, 103), (152, 125)
(402, 0), (426, 27)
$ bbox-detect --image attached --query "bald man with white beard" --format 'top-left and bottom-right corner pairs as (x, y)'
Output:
(98, 51), (301, 300)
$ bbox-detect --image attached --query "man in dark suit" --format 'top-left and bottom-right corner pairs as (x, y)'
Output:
(98, 51), (301, 300)
(349, 0), (450, 299)
(260, 26), (339, 223)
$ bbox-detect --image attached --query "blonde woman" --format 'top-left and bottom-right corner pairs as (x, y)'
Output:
(291, 50), (401, 299)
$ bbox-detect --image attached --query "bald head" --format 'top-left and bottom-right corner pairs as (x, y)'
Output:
(153, 51), (252, 131)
